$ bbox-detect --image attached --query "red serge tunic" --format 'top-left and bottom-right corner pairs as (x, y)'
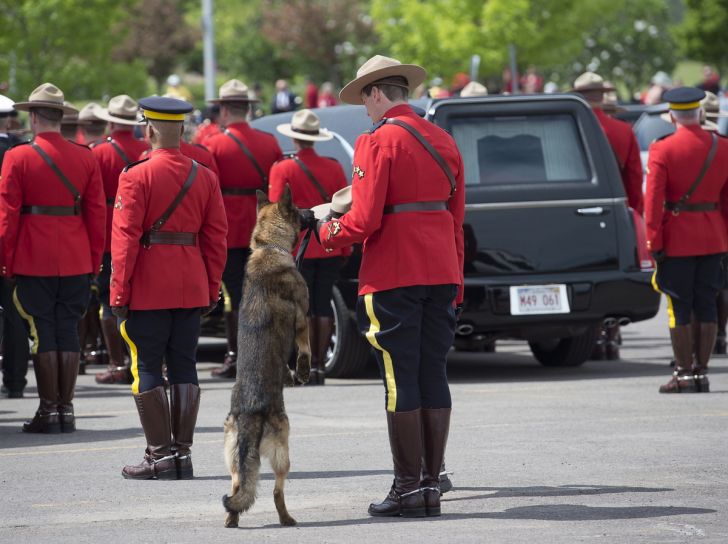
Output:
(206, 122), (282, 249)
(318, 104), (465, 302)
(269, 148), (350, 259)
(645, 125), (728, 257)
(0, 132), (106, 277)
(110, 148), (228, 310)
(92, 130), (149, 252)
(139, 141), (220, 178)
(593, 107), (644, 215)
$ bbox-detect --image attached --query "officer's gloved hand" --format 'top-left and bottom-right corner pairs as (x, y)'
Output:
(651, 250), (666, 264)
(455, 304), (464, 322)
(298, 209), (317, 232)
(111, 305), (129, 319)
(202, 300), (219, 316)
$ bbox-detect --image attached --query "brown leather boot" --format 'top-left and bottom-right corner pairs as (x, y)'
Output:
(368, 409), (426, 518)
(212, 312), (238, 379)
(693, 322), (716, 393)
(95, 317), (131, 384)
(316, 316), (334, 385)
(58, 351), (80, 432)
(23, 352), (61, 434)
(421, 408), (451, 516)
(170, 383), (201, 479)
(122, 386), (177, 480)
(660, 325), (698, 393)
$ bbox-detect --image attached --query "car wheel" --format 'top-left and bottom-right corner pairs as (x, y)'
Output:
(324, 286), (372, 378)
(528, 325), (600, 367)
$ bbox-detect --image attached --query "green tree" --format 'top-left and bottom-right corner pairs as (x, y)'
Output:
(0, 0), (148, 101)
(679, 0), (728, 75)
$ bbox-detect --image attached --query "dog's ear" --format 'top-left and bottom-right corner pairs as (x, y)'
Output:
(279, 184), (293, 210)
(256, 190), (270, 210)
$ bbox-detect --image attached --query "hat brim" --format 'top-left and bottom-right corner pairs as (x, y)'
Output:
(207, 96), (260, 104)
(95, 108), (143, 125)
(339, 64), (427, 105)
(706, 110), (728, 119)
(702, 120), (719, 131)
(14, 100), (78, 115)
(311, 202), (334, 220)
(276, 123), (333, 142)
(601, 103), (626, 114)
(569, 84), (616, 93)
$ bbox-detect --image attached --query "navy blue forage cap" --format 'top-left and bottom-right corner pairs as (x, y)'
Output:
(663, 87), (706, 111)
(138, 96), (193, 121)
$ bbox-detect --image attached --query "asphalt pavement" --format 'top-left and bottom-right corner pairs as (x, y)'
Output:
(1, 301), (727, 543)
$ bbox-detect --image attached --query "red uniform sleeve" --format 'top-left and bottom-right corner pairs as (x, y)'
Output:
(644, 143), (666, 253)
(83, 159), (107, 275)
(268, 162), (288, 202)
(450, 153), (466, 304)
(0, 152), (23, 276)
(319, 135), (390, 248)
(199, 179), (228, 302)
(624, 132), (644, 215)
(110, 171), (145, 307)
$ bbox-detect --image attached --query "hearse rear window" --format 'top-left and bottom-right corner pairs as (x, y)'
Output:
(450, 114), (590, 186)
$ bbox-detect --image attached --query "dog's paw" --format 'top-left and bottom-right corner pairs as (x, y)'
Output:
(295, 353), (311, 383)
(284, 369), (295, 387)
(224, 512), (240, 528)
(279, 514), (297, 526)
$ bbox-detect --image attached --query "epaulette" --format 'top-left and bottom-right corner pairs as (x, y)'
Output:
(122, 157), (149, 173)
(274, 154), (296, 166)
(655, 133), (674, 142)
(69, 139), (92, 150)
(367, 119), (387, 134)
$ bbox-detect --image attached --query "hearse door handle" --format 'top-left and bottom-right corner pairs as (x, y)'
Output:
(575, 206), (607, 216)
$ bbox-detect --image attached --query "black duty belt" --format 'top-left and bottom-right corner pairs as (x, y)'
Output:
(221, 187), (258, 196)
(383, 201), (448, 215)
(21, 205), (80, 216)
(664, 201), (718, 213)
(145, 231), (197, 246)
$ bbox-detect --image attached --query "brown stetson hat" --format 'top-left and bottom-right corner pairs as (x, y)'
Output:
(276, 109), (333, 142)
(96, 95), (143, 125)
(339, 55), (427, 105)
(311, 185), (352, 220)
(14, 82), (78, 114)
(208, 79), (260, 104)
(77, 102), (105, 124)
(570, 72), (615, 93)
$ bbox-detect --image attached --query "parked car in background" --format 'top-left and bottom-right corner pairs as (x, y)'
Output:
(252, 94), (660, 378)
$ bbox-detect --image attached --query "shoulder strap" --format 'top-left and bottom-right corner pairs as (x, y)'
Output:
(108, 137), (132, 165)
(292, 156), (330, 202)
(31, 142), (81, 206)
(224, 129), (268, 190)
(675, 133), (718, 211)
(384, 118), (456, 196)
(144, 160), (198, 244)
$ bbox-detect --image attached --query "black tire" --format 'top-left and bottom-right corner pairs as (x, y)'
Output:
(325, 286), (372, 378)
(528, 325), (600, 367)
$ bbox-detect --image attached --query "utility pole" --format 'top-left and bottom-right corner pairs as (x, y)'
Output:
(202, 0), (216, 101)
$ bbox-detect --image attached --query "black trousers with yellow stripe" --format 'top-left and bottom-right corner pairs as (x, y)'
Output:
(119, 308), (201, 395)
(357, 284), (457, 413)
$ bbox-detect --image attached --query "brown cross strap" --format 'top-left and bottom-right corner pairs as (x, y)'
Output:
(224, 129), (268, 191)
(108, 137), (132, 165)
(30, 142), (82, 214)
(141, 160), (198, 249)
(383, 118), (456, 197)
(383, 201), (448, 214)
(292, 155), (330, 202)
(221, 187), (258, 196)
(146, 232), (197, 246)
(21, 205), (79, 216)
(668, 133), (718, 216)
(664, 202), (718, 213)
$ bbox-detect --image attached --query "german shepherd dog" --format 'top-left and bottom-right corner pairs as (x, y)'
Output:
(223, 186), (311, 528)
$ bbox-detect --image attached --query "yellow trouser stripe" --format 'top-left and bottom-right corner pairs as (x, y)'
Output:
(364, 293), (397, 412)
(651, 268), (676, 329)
(221, 282), (232, 313)
(12, 287), (38, 355)
(119, 320), (140, 395)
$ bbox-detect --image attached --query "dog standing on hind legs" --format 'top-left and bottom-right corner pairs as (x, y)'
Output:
(223, 186), (310, 528)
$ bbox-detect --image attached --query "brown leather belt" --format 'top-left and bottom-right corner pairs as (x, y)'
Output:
(383, 201), (448, 214)
(21, 205), (80, 216)
(143, 231), (197, 246)
(664, 201), (718, 213)
(221, 187), (258, 196)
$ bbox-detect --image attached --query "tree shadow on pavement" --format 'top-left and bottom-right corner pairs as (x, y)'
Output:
(443, 484), (672, 502)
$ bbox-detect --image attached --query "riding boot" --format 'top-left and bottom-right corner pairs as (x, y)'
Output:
(605, 324), (620, 360)
(95, 317), (131, 384)
(122, 386), (177, 480)
(212, 312), (238, 379)
(660, 325), (698, 393)
(170, 384), (201, 479)
(306, 316), (320, 385)
(694, 322), (717, 393)
(316, 316), (334, 385)
(22, 352), (61, 433)
(58, 351), (80, 432)
(421, 408), (451, 516)
(368, 409), (426, 518)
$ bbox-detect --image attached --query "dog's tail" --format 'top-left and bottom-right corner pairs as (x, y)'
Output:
(223, 412), (265, 514)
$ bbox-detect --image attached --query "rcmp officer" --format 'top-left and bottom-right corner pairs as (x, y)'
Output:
(269, 109), (349, 385)
(0, 83), (106, 431)
(111, 96), (227, 480)
(206, 79), (283, 379)
(573, 72), (644, 360)
(93, 95), (149, 385)
(316, 56), (465, 517)
(645, 87), (728, 393)
(77, 103), (108, 148)
(60, 101), (82, 142)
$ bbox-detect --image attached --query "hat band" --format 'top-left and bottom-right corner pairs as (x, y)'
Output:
(369, 77), (410, 91)
(143, 109), (185, 121)
(110, 113), (138, 120)
(670, 101), (700, 111)
(292, 126), (320, 136)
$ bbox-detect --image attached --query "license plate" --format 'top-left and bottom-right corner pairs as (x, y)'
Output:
(509, 284), (570, 315)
